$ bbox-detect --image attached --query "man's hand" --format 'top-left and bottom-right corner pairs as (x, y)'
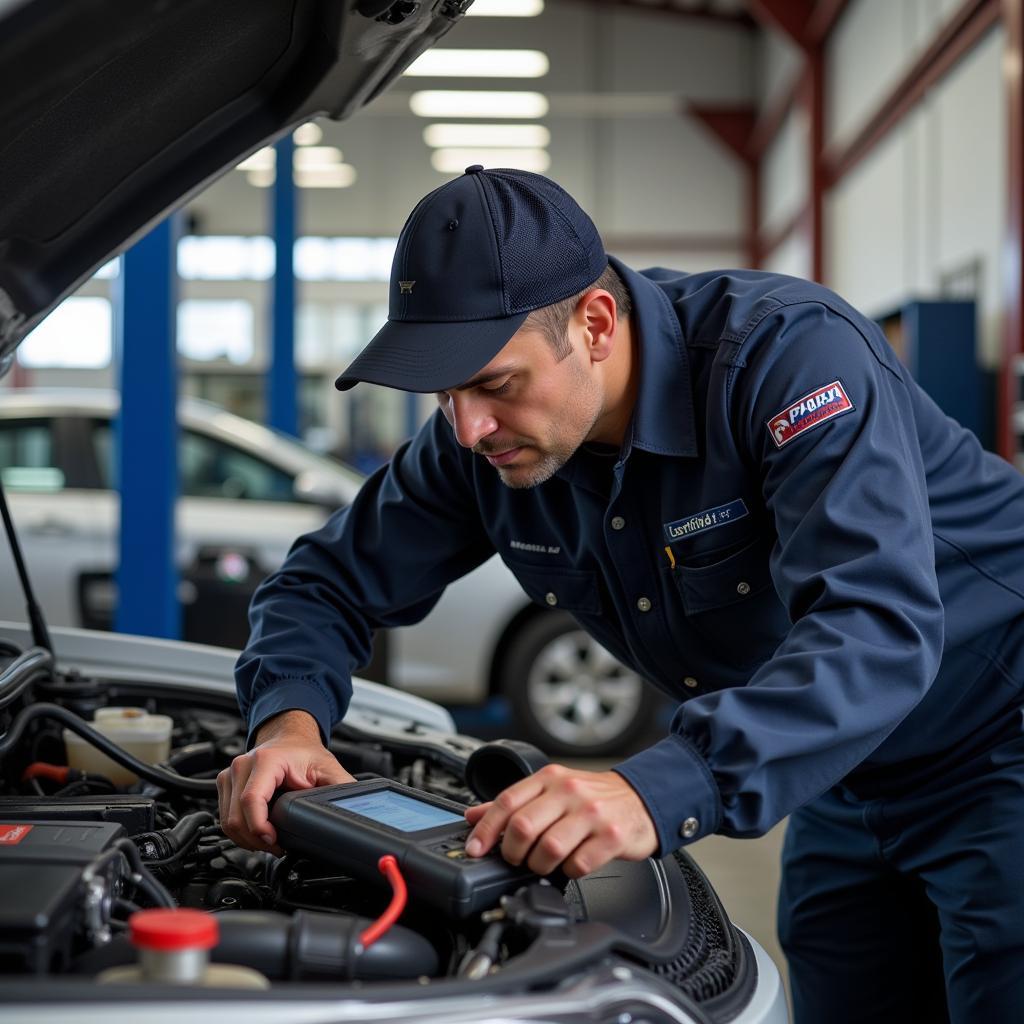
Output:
(463, 764), (658, 878)
(218, 709), (354, 853)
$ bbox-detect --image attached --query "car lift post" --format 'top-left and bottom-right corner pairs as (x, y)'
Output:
(113, 215), (181, 640)
(270, 134), (298, 439)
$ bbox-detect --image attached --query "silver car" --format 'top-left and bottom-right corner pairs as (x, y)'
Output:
(0, 387), (660, 757)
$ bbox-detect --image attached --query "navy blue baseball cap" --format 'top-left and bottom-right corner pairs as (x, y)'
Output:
(335, 166), (608, 393)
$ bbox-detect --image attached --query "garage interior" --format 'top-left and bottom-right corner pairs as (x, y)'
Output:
(1, 0), (1022, 1009)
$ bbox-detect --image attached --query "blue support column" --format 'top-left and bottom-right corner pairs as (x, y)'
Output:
(270, 135), (298, 437)
(113, 216), (180, 639)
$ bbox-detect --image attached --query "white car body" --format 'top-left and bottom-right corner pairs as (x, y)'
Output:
(0, 387), (525, 703)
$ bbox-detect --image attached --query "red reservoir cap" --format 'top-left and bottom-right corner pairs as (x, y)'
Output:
(130, 909), (219, 951)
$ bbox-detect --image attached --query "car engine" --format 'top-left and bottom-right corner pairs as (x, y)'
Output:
(0, 635), (755, 1017)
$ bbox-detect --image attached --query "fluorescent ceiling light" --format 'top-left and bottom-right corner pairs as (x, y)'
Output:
(410, 91), (548, 118)
(292, 122), (323, 146)
(294, 146), (345, 170)
(236, 147), (275, 172)
(431, 148), (550, 174)
(466, 0), (543, 15)
(247, 168), (276, 188)
(405, 49), (548, 78)
(295, 164), (357, 189)
(424, 123), (550, 148)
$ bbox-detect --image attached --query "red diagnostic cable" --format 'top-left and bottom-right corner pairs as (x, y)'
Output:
(358, 854), (407, 949)
(21, 762), (71, 784)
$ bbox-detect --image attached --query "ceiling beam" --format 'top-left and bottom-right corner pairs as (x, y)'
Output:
(687, 104), (757, 163)
(746, 0), (815, 48)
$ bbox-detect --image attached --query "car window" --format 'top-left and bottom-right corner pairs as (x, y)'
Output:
(0, 419), (65, 492)
(179, 430), (296, 501)
(91, 421), (296, 502)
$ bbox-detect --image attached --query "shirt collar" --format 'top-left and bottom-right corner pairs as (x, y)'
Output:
(611, 256), (698, 458)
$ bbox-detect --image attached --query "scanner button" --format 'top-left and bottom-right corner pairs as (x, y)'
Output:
(446, 848), (467, 859)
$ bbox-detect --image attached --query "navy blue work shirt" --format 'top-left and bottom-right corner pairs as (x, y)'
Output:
(236, 257), (1024, 857)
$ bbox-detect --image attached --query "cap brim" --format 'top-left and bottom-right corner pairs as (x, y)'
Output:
(335, 310), (530, 393)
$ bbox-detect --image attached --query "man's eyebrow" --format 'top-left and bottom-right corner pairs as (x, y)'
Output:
(452, 366), (517, 391)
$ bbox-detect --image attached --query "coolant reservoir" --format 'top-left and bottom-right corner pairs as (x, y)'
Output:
(63, 707), (173, 785)
(97, 908), (269, 989)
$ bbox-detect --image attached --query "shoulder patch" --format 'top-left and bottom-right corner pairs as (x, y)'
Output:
(766, 380), (854, 449)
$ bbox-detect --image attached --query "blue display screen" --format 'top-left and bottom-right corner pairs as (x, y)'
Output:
(330, 790), (465, 832)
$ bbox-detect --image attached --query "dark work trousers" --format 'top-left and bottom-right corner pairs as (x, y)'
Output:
(778, 706), (1024, 1023)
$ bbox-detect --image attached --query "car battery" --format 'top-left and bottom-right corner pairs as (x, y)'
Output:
(0, 819), (124, 974)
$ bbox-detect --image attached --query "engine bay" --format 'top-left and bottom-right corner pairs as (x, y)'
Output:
(0, 635), (754, 1016)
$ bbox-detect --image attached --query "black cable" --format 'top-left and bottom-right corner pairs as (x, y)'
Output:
(114, 838), (176, 908)
(0, 479), (53, 657)
(0, 703), (217, 795)
(0, 647), (52, 710)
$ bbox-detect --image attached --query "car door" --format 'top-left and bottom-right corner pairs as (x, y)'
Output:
(86, 416), (329, 646)
(0, 413), (113, 627)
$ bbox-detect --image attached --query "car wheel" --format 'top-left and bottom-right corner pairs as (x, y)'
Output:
(500, 612), (656, 758)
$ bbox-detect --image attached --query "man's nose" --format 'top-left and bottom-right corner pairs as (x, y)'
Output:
(449, 393), (498, 449)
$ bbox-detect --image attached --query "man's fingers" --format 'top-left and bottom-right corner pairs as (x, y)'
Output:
(238, 754), (288, 845)
(464, 802), (492, 825)
(466, 776), (546, 855)
(499, 794), (568, 866)
(521, 813), (592, 876)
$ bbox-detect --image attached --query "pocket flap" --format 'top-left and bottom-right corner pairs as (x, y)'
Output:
(679, 537), (774, 615)
(506, 562), (603, 614)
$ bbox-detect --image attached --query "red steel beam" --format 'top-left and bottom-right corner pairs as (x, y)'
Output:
(807, 49), (825, 281)
(806, 0), (852, 45)
(747, 0), (816, 49)
(823, 0), (1002, 187)
(750, 71), (802, 157)
(687, 105), (758, 163)
(1002, 0), (1024, 461)
(685, 104), (759, 266)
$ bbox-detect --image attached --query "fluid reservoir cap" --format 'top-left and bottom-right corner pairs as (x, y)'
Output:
(465, 739), (551, 802)
(130, 909), (219, 951)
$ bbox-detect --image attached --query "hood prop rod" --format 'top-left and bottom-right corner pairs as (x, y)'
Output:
(0, 473), (53, 658)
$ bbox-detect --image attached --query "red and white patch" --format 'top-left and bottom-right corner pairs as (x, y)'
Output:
(0, 824), (33, 845)
(767, 380), (854, 449)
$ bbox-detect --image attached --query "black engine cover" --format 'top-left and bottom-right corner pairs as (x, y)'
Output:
(0, 819), (124, 974)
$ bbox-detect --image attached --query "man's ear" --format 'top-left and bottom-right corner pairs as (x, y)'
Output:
(577, 289), (617, 364)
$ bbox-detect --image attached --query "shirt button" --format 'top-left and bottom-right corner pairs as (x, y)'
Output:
(610, 515), (626, 531)
(681, 817), (700, 839)
(736, 581), (751, 596)
(684, 676), (698, 689)
(545, 592), (558, 606)
(637, 597), (652, 613)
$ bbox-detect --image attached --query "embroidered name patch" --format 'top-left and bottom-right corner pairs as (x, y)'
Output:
(767, 380), (854, 449)
(664, 499), (749, 542)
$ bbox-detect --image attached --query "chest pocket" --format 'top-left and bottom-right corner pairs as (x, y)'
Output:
(675, 536), (790, 669)
(506, 562), (602, 615)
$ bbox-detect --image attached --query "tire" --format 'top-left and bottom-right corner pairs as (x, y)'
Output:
(499, 611), (657, 758)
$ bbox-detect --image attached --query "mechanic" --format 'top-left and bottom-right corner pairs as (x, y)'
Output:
(219, 166), (1024, 1022)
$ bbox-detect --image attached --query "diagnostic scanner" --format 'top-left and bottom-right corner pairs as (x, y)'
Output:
(270, 778), (537, 918)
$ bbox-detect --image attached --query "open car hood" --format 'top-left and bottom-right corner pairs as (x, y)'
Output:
(0, 0), (469, 372)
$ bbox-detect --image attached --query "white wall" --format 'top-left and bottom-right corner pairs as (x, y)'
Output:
(826, 20), (1006, 366)
(751, 1), (1007, 370)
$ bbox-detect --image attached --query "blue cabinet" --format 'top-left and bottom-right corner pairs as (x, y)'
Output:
(876, 300), (987, 448)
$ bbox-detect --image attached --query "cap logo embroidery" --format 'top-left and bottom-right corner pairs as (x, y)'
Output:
(767, 379), (854, 449)
(398, 280), (416, 294)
